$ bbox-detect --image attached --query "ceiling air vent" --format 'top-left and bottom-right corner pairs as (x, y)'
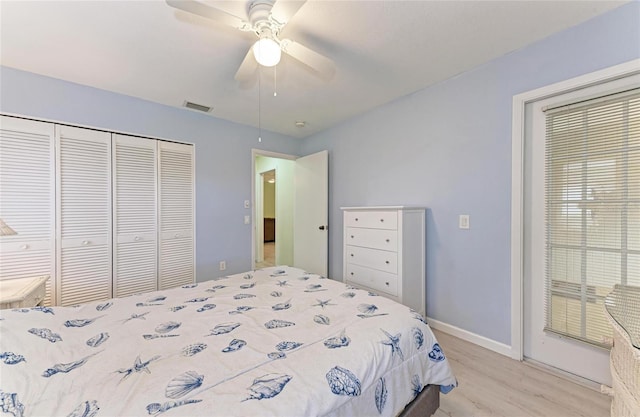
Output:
(183, 101), (213, 113)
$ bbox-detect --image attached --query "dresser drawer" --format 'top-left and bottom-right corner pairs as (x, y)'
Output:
(345, 245), (397, 274)
(346, 263), (398, 296)
(346, 227), (397, 251)
(344, 210), (397, 230)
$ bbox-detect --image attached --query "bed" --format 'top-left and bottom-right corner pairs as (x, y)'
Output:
(0, 266), (456, 416)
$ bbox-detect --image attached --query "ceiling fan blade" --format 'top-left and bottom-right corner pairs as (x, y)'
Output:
(234, 47), (259, 87)
(270, 0), (307, 26)
(281, 39), (335, 80)
(166, 0), (248, 30)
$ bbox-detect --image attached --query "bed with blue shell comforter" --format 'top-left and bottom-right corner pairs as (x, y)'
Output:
(0, 266), (456, 417)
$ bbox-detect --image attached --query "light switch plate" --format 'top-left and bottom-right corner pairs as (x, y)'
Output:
(459, 215), (470, 229)
(244, 200), (250, 209)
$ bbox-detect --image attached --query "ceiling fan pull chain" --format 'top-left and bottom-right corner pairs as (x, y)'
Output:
(274, 65), (277, 97)
(258, 67), (262, 143)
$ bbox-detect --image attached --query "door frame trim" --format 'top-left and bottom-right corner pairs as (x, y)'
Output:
(251, 149), (297, 268)
(510, 58), (640, 361)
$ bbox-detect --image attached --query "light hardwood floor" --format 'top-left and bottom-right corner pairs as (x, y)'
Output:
(432, 330), (611, 417)
(255, 242), (276, 269)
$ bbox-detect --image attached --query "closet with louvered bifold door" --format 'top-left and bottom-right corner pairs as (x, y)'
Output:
(0, 115), (195, 306)
(159, 141), (194, 290)
(56, 125), (112, 306)
(113, 134), (158, 298)
(0, 116), (56, 305)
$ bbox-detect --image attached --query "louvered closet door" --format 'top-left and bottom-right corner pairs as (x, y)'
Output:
(158, 141), (194, 289)
(57, 126), (112, 306)
(113, 134), (157, 297)
(0, 116), (56, 305)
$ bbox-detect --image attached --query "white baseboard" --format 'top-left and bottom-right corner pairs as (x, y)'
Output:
(523, 358), (604, 392)
(427, 316), (512, 358)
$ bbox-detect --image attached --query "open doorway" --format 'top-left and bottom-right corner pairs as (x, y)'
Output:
(253, 151), (295, 270)
(252, 149), (328, 275)
(257, 170), (276, 268)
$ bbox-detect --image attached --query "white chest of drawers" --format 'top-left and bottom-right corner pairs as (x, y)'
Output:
(341, 206), (425, 315)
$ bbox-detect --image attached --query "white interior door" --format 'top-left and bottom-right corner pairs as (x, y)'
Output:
(57, 125), (112, 306)
(293, 150), (328, 276)
(0, 116), (56, 305)
(158, 141), (195, 289)
(113, 134), (158, 297)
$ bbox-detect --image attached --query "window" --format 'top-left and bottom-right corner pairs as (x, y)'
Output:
(544, 89), (640, 347)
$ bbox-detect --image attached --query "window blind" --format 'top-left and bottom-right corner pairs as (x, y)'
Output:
(544, 88), (640, 348)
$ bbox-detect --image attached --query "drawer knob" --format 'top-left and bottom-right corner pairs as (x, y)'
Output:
(175, 233), (181, 238)
(355, 218), (359, 221)
(82, 240), (90, 245)
(350, 272), (354, 276)
(380, 219), (384, 222)
(350, 253), (354, 257)
(385, 282), (389, 286)
(20, 244), (29, 250)
(134, 236), (141, 241)
(385, 239), (390, 243)
(350, 235), (354, 239)
(385, 260), (390, 264)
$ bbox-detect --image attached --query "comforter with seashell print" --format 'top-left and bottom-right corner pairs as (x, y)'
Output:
(0, 266), (456, 417)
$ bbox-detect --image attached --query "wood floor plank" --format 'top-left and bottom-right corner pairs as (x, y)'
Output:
(432, 329), (611, 417)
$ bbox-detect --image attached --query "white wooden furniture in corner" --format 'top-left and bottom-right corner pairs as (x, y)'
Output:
(341, 206), (425, 316)
(605, 285), (640, 417)
(0, 276), (49, 309)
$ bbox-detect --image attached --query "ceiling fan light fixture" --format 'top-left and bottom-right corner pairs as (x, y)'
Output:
(253, 37), (281, 67)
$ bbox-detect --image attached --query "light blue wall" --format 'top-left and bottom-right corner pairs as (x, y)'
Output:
(0, 66), (302, 280)
(300, 2), (640, 345)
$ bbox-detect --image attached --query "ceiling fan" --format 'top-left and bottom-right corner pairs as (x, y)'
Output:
(166, 0), (335, 84)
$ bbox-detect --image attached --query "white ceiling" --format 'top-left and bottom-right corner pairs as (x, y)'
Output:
(0, 0), (627, 138)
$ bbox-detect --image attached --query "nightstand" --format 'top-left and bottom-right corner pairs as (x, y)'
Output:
(0, 276), (49, 309)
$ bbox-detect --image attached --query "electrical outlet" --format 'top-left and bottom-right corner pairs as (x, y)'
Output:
(244, 215), (250, 225)
(459, 215), (470, 229)
(219, 261), (226, 271)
